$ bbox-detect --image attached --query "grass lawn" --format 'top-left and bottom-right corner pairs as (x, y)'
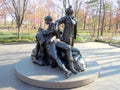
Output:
(0, 29), (38, 44)
(0, 29), (119, 45)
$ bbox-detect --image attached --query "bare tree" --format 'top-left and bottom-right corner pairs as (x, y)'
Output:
(108, 3), (112, 30)
(101, 0), (105, 36)
(58, 0), (72, 16)
(115, 0), (120, 35)
(74, 0), (82, 18)
(97, 0), (102, 38)
(83, 5), (88, 30)
(86, 0), (102, 38)
(12, 0), (28, 39)
(0, 0), (11, 27)
(63, 0), (67, 11)
(68, 0), (70, 6)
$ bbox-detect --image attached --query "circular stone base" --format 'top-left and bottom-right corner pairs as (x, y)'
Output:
(15, 57), (100, 89)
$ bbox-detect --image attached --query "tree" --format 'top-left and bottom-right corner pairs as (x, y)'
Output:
(56, 0), (72, 16)
(74, 0), (82, 18)
(108, 2), (112, 30)
(115, 0), (120, 35)
(0, 0), (11, 27)
(97, 0), (102, 38)
(100, 0), (105, 36)
(12, 0), (28, 39)
(83, 3), (88, 30)
(86, 0), (101, 38)
(1, 0), (29, 39)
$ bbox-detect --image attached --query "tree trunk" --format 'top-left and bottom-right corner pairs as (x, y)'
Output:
(101, 0), (105, 36)
(115, 21), (119, 35)
(68, 0), (70, 6)
(108, 9), (112, 30)
(63, 0), (67, 15)
(18, 26), (21, 40)
(83, 14), (87, 30)
(97, 0), (102, 39)
(4, 15), (6, 27)
(93, 22), (96, 37)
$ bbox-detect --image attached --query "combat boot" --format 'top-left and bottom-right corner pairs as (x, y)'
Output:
(64, 71), (71, 78)
(69, 62), (78, 74)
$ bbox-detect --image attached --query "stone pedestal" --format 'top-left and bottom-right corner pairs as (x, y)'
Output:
(15, 57), (100, 89)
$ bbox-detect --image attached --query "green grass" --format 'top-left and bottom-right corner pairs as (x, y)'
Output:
(0, 35), (36, 44)
(0, 31), (36, 44)
(74, 35), (95, 43)
(0, 29), (119, 45)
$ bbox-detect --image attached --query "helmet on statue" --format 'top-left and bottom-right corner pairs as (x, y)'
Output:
(44, 16), (53, 24)
(65, 6), (74, 15)
(44, 16), (52, 22)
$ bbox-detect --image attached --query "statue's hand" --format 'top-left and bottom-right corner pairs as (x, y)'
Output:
(56, 39), (60, 41)
(70, 17), (76, 25)
(50, 36), (56, 42)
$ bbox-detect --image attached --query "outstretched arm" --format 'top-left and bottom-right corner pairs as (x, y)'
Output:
(56, 16), (66, 25)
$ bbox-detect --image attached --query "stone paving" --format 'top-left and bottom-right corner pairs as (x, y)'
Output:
(0, 42), (120, 90)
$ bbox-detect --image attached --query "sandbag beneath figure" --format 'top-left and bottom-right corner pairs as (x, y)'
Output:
(57, 47), (87, 72)
(71, 47), (87, 72)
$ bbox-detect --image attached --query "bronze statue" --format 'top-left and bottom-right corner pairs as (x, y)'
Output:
(31, 15), (86, 78)
(56, 6), (77, 46)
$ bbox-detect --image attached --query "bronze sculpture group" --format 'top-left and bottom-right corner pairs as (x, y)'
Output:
(31, 6), (86, 78)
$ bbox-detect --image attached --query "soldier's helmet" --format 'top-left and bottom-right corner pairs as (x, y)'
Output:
(65, 6), (74, 15)
(44, 16), (52, 22)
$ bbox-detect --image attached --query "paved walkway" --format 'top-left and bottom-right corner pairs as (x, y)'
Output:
(0, 42), (120, 90)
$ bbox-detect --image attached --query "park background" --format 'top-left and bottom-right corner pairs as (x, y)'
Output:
(0, 0), (120, 45)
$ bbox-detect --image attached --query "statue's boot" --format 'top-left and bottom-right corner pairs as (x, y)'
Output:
(64, 70), (71, 78)
(56, 58), (72, 78)
(51, 54), (72, 78)
(66, 49), (78, 74)
(61, 65), (71, 78)
(69, 62), (78, 74)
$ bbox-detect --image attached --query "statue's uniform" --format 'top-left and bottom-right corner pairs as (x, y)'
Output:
(56, 16), (77, 46)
